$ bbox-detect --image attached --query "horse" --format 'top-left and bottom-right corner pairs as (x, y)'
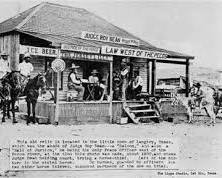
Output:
(1, 71), (23, 123)
(0, 80), (11, 122)
(24, 73), (46, 125)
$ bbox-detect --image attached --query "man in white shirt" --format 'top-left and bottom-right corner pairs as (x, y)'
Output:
(120, 59), (130, 101)
(132, 70), (143, 99)
(68, 63), (85, 101)
(0, 52), (10, 79)
(18, 53), (34, 77)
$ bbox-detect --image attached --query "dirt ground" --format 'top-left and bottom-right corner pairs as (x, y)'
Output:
(0, 114), (222, 178)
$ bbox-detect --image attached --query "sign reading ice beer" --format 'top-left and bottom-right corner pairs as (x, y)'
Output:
(81, 31), (140, 46)
(20, 45), (58, 57)
(101, 46), (168, 60)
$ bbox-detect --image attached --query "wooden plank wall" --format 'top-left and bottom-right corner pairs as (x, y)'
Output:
(0, 33), (20, 71)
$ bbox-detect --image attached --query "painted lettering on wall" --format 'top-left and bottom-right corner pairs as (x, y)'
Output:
(20, 45), (58, 57)
(81, 31), (140, 46)
(101, 46), (168, 59)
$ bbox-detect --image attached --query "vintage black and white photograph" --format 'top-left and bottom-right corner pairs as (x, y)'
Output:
(0, 0), (222, 177)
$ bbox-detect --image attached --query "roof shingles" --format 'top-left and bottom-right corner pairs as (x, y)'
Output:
(0, 2), (194, 59)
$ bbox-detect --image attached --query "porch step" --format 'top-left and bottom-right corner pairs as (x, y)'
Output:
(129, 104), (151, 109)
(122, 102), (160, 124)
(131, 109), (155, 113)
(137, 115), (160, 120)
(138, 115), (160, 123)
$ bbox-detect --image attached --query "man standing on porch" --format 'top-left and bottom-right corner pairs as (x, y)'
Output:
(68, 63), (85, 101)
(132, 70), (143, 99)
(0, 51), (10, 79)
(120, 58), (130, 101)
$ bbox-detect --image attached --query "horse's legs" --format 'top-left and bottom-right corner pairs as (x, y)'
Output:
(7, 100), (11, 119)
(2, 99), (6, 122)
(204, 105), (216, 125)
(26, 101), (31, 125)
(11, 99), (17, 124)
(32, 101), (38, 124)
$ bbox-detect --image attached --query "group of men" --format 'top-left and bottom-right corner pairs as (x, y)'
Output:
(67, 58), (143, 101)
(67, 63), (106, 101)
(0, 51), (34, 79)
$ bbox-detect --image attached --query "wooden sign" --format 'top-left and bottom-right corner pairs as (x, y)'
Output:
(20, 45), (58, 57)
(101, 46), (168, 60)
(61, 52), (113, 62)
(51, 58), (66, 72)
(61, 44), (100, 54)
(81, 31), (140, 46)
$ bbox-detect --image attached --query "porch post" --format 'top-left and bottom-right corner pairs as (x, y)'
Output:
(151, 59), (156, 95)
(109, 60), (113, 123)
(10, 32), (20, 71)
(185, 58), (190, 97)
(147, 60), (150, 94)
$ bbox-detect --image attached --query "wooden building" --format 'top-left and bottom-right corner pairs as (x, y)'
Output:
(0, 2), (194, 124)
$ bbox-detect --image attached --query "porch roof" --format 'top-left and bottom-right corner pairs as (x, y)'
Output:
(0, 2), (194, 60)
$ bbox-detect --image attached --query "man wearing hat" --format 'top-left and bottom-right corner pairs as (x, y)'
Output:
(88, 69), (106, 100)
(68, 63), (85, 101)
(0, 51), (10, 79)
(120, 58), (130, 101)
(132, 70), (143, 99)
(18, 53), (34, 77)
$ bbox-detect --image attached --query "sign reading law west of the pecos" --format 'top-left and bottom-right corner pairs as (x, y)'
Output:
(101, 46), (168, 60)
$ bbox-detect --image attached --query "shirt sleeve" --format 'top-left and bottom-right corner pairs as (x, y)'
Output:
(30, 63), (34, 72)
(70, 73), (81, 84)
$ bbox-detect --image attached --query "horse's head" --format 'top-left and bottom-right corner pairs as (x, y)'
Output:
(36, 72), (47, 94)
(8, 71), (22, 91)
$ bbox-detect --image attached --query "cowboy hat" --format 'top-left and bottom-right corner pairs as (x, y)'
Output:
(194, 82), (201, 87)
(24, 53), (31, 58)
(91, 69), (99, 74)
(70, 63), (80, 69)
(0, 51), (8, 56)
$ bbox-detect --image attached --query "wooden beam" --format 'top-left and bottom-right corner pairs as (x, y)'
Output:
(147, 60), (150, 94)
(109, 61), (113, 124)
(156, 59), (186, 65)
(10, 32), (20, 71)
(151, 60), (156, 95)
(185, 59), (190, 97)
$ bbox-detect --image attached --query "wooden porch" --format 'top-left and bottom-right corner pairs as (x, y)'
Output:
(19, 100), (145, 125)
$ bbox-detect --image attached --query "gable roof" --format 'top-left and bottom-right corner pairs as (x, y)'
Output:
(0, 2), (194, 59)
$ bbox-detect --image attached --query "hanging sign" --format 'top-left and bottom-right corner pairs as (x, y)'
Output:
(81, 31), (140, 46)
(61, 44), (100, 54)
(20, 45), (58, 57)
(61, 52), (113, 62)
(51, 58), (66, 72)
(101, 46), (168, 59)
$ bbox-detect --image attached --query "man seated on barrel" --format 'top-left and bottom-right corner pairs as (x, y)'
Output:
(67, 63), (85, 101)
(132, 70), (143, 99)
(88, 69), (106, 101)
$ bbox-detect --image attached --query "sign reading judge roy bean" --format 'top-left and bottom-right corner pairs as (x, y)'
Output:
(101, 46), (168, 60)
(81, 31), (140, 46)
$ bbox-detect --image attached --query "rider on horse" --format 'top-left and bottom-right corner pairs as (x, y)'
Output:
(18, 53), (34, 82)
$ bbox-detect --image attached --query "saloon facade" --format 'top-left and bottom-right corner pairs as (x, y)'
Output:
(0, 2), (194, 124)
